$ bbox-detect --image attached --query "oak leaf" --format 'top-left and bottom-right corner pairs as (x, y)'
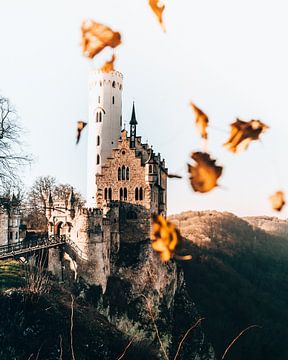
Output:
(149, 0), (166, 32)
(224, 119), (268, 153)
(76, 121), (87, 144)
(190, 102), (209, 140)
(187, 152), (223, 193)
(81, 20), (121, 59)
(269, 191), (285, 212)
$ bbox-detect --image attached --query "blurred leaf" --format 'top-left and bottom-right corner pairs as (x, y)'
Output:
(224, 119), (268, 153)
(190, 102), (209, 140)
(187, 152), (223, 193)
(76, 121), (87, 145)
(81, 20), (121, 59)
(269, 191), (285, 212)
(149, 0), (166, 32)
(100, 54), (116, 73)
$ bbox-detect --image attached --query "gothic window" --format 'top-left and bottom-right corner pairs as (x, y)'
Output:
(149, 165), (153, 173)
(96, 112), (99, 122)
(112, 96), (115, 104)
(120, 115), (122, 127)
(99, 112), (102, 122)
(135, 188), (139, 201)
(122, 165), (125, 180)
(139, 187), (143, 201)
(15, 232), (18, 240)
(108, 188), (112, 200)
(100, 81), (102, 87)
(9, 232), (13, 240)
(120, 188), (123, 201)
(124, 188), (127, 201)
(104, 188), (108, 200)
(97, 155), (100, 165)
(98, 96), (100, 103)
(112, 81), (116, 88)
(97, 136), (100, 146)
(118, 167), (121, 180)
(126, 167), (130, 180)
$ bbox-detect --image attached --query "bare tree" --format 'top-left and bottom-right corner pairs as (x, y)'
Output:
(22, 176), (84, 230)
(0, 96), (31, 194)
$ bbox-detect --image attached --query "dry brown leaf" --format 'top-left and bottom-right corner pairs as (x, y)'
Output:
(151, 214), (179, 262)
(269, 191), (285, 212)
(81, 20), (121, 59)
(76, 121), (87, 144)
(187, 152), (223, 193)
(100, 54), (116, 73)
(190, 102), (209, 140)
(149, 0), (166, 32)
(224, 119), (268, 153)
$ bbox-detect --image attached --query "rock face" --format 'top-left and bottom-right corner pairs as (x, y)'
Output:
(80, 240), (216, 360)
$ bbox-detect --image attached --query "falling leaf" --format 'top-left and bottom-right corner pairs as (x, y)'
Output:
(149, 0), (166, 32)
(190, 102), (209, 140)
(100, 54), (116, 73)
(81, 20), (121, 59)
(151, 214), (179, 262)
(76, 121), (87, 144)
(187, 152), (223, 193)
(224, 119), (268, 153)
(269, 191), (285, 212)
(167, 173), (182, 179)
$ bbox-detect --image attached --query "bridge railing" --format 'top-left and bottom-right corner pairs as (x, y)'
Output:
(0, 235), (67, 258)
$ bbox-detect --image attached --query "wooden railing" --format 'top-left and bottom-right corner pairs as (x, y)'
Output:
(0, 235), (67, 260)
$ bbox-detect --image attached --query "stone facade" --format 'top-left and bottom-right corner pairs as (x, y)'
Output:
(0, 196), (22, 246)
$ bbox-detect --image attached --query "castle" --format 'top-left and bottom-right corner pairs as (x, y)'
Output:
(46, 67), (168, 291)
(0, 195), (23, 247)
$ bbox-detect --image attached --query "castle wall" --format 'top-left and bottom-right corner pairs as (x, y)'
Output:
(0, 210), (8, 246)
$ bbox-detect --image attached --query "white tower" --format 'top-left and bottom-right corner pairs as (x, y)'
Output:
(86, 68), (123, 208)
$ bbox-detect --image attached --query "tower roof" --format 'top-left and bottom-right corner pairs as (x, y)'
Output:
(129, 102), (138, 125)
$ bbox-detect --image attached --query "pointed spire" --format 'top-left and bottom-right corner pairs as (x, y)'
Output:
(68, 188), (76, 206)
(130, 102), (138, 125)
(48, 192), (53, 205)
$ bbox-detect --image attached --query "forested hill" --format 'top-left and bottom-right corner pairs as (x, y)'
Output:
(169, 211), (288, 360)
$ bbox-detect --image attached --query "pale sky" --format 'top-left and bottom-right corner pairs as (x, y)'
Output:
(1, 0), (288, 217)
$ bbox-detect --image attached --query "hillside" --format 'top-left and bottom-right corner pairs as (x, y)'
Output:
(170, 211), (288, 360)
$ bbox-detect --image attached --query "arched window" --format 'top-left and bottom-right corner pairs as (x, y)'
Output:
(135, 188), (139, 201)
(120, 188), (123, 201)
(96, 112), (98, 122)
(99, 112), (102, 122)
(118, 167), (121, 180)
(139, 187), (143, 201)
(149, 164), (153, 173)
(120, 115), (122, 127)
(112, 81), (116, 88)
(98, 96), (100, 103)
(97, 155), (100, 165)
(97, 136), (100, 146)
(122, 165), (125, 180)
(104, 188), (108, 200)
(100, 81), (102, 87)
(126, 167), (130, 180)
(124, 188), (127, 201)
(108, 188), (112, 200)
(112, 96), (115, 104)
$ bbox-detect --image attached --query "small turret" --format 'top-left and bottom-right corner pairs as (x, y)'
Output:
(130, 102), (138, 148)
